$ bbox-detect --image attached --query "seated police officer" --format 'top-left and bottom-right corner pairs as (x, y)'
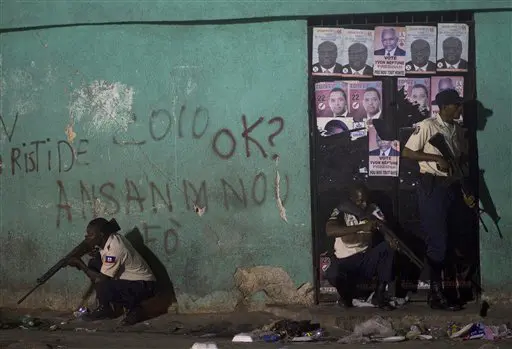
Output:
(324, 183), (397, 310)
(67, 218), (157, 325)
(403, 88), (468, 311)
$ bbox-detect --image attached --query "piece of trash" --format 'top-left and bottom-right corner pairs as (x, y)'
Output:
(232, 333), (253, 342)
(378, 336), (406, 342)
(449, 323), (473, 338)
(193, 204), (205, 217)
(262, 334), (281, 342)
(190, 343), (218, 349)
(353, 316), (395, 338)
(74, 327), (97, 333)
(419, 334), (433, 340)
(20, 315), (42, 328)
(200, 333), (216, 339)
(302, 328), (324, 339)
(464, 323), (486, 340)
(60, 321), (68, 325)
(291, 336), (313, 342)
(143, 322), (150, 326)
(49, 325), (58, 331)
(73, 307), (89, 319)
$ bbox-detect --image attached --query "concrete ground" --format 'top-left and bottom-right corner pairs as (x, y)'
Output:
(1, 301), (511, 348)
(0, 329), (509, 349)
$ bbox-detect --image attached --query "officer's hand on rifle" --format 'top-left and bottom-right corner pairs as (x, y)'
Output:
(67, 257), (85, 271)
(385, 236), (399, 250)
(435, 156), (451, 174)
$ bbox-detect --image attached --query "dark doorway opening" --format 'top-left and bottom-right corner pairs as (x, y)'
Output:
(307, 11), (480, 304)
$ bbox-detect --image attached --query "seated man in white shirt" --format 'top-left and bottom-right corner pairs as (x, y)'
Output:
(68, 218), (157, 325)
(324, 183), (397, 310)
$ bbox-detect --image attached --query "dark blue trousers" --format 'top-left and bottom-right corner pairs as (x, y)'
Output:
(325, 241), (395, 297)
(418, 174), (465, 281)
(88, 252), (156, 311)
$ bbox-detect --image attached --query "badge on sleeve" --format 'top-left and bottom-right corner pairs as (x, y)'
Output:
(413, 125), (421, 135)
(105, 256), (116, 264)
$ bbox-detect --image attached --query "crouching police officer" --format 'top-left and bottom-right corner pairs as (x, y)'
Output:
(67, 218), (157, 325)
(403, 89), (469, 311)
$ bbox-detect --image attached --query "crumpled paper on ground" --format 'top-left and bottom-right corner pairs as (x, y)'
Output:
(338, 316), (395, 344)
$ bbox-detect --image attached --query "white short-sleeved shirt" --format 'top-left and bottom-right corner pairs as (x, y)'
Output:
(99, 233), (156, 282)
(329, 205), (385, 259)
(404, 115), (467, 176)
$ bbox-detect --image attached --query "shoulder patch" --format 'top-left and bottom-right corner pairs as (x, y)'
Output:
(413, 125), (421, 135)
(105, 256), (116, 264)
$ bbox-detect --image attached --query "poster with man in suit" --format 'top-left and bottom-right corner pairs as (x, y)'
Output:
(373, 26), (406, 76)
(405, 26), (437, 74)
(347, 81), (382, 140)
(341, 29), (374, 78)
(368, 126), (400, 177)
(436, 23), (469, 72)
(397, 77), (432, 115)
(312, 27), (344, 76)
(314, 81), (353, 137)
(431, 76), (464, 121)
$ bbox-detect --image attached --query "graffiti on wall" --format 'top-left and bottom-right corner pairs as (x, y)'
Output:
(1, 94), (290, 257)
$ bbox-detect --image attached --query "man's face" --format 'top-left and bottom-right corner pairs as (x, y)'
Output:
(410, 87), (428, 108)
(381, 30), (398, 52)
(348, 44), (367, 71)
(328, 91), (347, 115)
(363, 91), (380, 116)
(441, 103), (463, 121)
(438, 79), (454, 92)
(411, 40), (430, 66)
(85, 226), (103, 248)
(376, 136), (392, 151)
(350, 190), (367, 210)
(443, 37), (463, 64)
(318, 42), (338, 68)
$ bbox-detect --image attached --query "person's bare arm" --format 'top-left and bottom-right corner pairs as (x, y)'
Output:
(68, 257), (110, 283)
(326, 220), (374, 244)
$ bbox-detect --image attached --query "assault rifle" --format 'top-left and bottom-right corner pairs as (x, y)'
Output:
(17, 240), (91, 305)
(337, 200), (424, 270)
(428, 132), (489, 232)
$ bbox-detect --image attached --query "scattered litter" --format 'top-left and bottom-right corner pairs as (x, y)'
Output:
(73, 307), (89, 319)
(49, 324), (58, 331)
(190, 343), (218, 349)
(262, 333), (281, 342)
(338, 316), (395, 344)
(20, 315), (42, 328)
(290, 336), (313, 342)
(232, 333), (254, 342)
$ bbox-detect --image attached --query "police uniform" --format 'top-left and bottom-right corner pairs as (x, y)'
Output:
(325, 204), (394, 304)
(89, 233), (156, 311)
(404, 113), (468, 288)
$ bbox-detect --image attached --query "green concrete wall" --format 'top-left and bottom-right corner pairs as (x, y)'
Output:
(474, 11), (512, 294)
(0, 21), (312, 310)
(2, 0), (512, 28)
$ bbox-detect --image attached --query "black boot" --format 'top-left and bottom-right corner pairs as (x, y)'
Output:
(375, 282), (396, 311)
(428, 281), (462, 311)
(336, 282), (354, 308)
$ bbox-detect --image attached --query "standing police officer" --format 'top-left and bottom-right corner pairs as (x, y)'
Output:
(402, 89), (468, 311)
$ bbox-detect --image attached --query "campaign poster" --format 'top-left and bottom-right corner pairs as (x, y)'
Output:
(397, 77), (432, 114)
(373, 26), (406, 76)
(340, 29), (374, 78)
(368, 126), (400, 177)
(312, 27), (344, 76)
(347, 81), (383, 140)
(314, 81), (353, 137)
(431, 76), (464, 120)
(436, 23), (469, 72)
(405, 26), (437, 74)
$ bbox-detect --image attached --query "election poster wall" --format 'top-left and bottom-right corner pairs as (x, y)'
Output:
(368, 126), (400, 177)
(431, 76), (464, 120)
(397, 77), (432, 115)
(312, 27), (344, 76)
(436, 23), (469, 72)
(373, 26), (406, 76)
(341, 29), (375, 78)
(405, 26), (437, 74)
